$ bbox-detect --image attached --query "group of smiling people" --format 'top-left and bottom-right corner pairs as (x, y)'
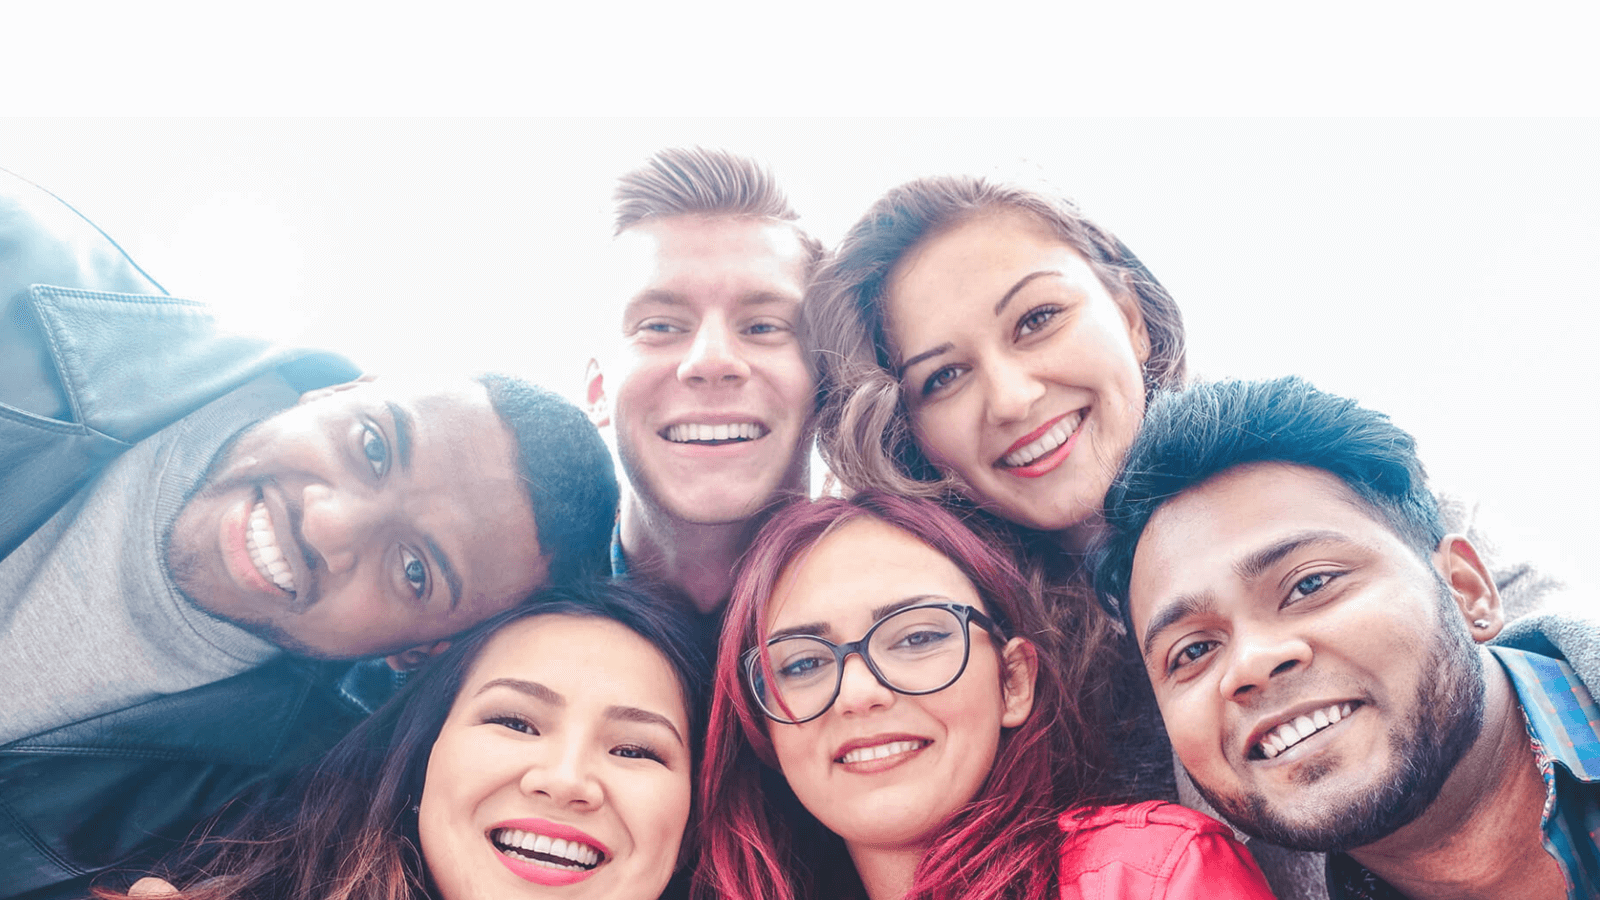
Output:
(101, 152), (1589, 900)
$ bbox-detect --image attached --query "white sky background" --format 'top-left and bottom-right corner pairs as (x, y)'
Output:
(2, 118), (1595, 606)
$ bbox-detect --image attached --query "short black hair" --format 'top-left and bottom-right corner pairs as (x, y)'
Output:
(478, 373), (618, 585)
(1093, 376), (1445, 631)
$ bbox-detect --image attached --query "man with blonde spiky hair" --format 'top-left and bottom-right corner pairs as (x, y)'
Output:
(585, 147), (824, 614)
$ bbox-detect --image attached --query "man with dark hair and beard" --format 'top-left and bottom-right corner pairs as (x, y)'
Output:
(0, 170), (618, 898)
(1093, 376), (1599, 900)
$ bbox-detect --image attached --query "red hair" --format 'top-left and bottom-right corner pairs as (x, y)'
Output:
(694, 492), (1114, 900)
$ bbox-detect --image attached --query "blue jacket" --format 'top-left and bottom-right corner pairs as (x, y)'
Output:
(0, 169), (377, 899)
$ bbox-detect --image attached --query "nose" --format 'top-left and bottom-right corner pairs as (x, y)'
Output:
(298, 483), (385, 575)
(982, 358), (1045, 425)
(1216, 623), (1311, 701)
(832, 653), (894, 716)
(677, 315), (750, 386)
(520, 736), (604, 808)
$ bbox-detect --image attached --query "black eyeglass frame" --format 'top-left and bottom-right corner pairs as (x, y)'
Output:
(742, 601), (1009, 726)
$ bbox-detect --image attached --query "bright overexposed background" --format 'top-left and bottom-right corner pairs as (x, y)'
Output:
(2, 118), (1595, 606)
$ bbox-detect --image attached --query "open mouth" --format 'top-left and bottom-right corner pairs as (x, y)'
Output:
(244, 498), (297, 595)
(1251, 701), (1360, 760)
(663, 422), (767, 446)
(998, 411), (1084, 468)
(836, 739), (930, 765)
(490, 827), (605, 872)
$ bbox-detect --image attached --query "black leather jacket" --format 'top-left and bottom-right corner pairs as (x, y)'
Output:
(0, 170), (387, 899)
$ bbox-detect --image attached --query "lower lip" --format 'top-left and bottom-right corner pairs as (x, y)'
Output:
(1000, 416), (1084, 479)
(221, 493), (287, 597)
(494, 846), (600, 886)
(836, 741), (930, 775)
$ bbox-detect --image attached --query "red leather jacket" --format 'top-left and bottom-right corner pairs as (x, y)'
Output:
(1059, 801), (1277, 899)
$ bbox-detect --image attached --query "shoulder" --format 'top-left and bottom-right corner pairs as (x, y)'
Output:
(1057, 801), (1276, 900)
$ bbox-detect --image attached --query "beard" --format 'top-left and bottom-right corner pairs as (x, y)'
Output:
(1193, 580), (1487, 853)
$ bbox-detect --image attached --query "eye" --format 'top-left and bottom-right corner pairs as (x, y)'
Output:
(1015, 305), (1061, 338)
(360, 424), (389, 476)
(1289, 572), (1338, 602)
(778, 655), (829, 679)
(745, 320), (784, 336)
(400, 547), (428, 598)
(612, 743), (665, 763)
(893, 627), (954, 649)
(921, 365), (966, 396)
(487, 714), (538, 735)
(1168, 639), (1219, 674)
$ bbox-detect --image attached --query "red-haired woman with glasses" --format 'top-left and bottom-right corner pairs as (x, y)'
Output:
(694, 492), (1275, 900)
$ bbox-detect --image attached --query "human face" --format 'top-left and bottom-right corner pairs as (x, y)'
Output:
(1128, 462), (1486, 851)
(166, 377), (548, 660)
(886, 209), (1149, 540)
(419, 615), (692, 900)
(762, 516), (1034, 854)
(604, 216), (814, 526)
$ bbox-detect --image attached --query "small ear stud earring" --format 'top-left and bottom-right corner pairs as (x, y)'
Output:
(1472, 619), (1490, 630)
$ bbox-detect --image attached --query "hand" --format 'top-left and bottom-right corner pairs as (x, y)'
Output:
(128, 877), (179, 898)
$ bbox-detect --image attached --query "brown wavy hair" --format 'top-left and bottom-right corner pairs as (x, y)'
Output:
(805, 175), (1186, 503)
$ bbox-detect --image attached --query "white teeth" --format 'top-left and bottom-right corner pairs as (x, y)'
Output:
(244, 501), (296, 594)
(665, 422), (766, 443)
(1000, 412), (1084, 467)
(1257, 702), (1354, 759)
(491, 828), (602, 868)
(839, 740), (925, 765)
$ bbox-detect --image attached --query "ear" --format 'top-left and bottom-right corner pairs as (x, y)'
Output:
(584, 358), (610, 429)
(386, 640), (452, 672)
(297, 374), (376, 406)
(1114, 277), (1151, 366)
(999, 637), (1039, 728)
(1434, 534), (1503, 642)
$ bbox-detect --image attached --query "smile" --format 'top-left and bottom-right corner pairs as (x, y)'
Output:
(662, 422), (767, 445)
(835, 738), (930, 765)
(490, 826), (605, 871)
(244, 499), (297, 595)
(998, 411), (1084, 468)
(1252, 701), (1359, 760)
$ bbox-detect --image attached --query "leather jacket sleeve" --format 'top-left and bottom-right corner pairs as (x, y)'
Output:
(1058, 801), (1278, 899)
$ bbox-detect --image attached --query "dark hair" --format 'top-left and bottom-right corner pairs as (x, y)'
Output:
(806, 174), (1185, 499)
(696, 492), (1115, 900)
(1092, 376), (1446, 631)
(477, 373), (619, 585)
(100, 579), (708, 900)
(611, 146), (824, 277)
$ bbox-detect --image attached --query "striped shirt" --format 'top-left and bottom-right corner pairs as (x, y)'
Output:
(1327, 646), (1600, 899)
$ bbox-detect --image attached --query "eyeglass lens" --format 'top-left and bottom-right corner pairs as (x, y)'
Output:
(754, 605), (968, 722)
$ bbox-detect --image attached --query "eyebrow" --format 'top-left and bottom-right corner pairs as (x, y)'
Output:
(606, 705), (686, 747)
(1138, 529), (1352, 660)
(993, 270), (1059, 316)
(626, 289), (799, 310)
(477, 677), (564, 704)
(472, 679), (685, 746)
(426, 535), (463, 612)
(386, 401), (414, 471)
(766, 594), (949, 642)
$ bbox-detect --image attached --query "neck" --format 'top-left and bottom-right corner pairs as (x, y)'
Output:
(1347, 650), (1563, 900)
(618, 494), (758, 615)
(849, 841), (927, 900)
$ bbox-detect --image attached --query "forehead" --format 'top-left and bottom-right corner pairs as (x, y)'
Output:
(1128, 463), (1408, 630)
(458, 615), (687, 724)
(888, 209), (1099, 306)
(766, 516), (983, 634)
(611, 215), (809, 311)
